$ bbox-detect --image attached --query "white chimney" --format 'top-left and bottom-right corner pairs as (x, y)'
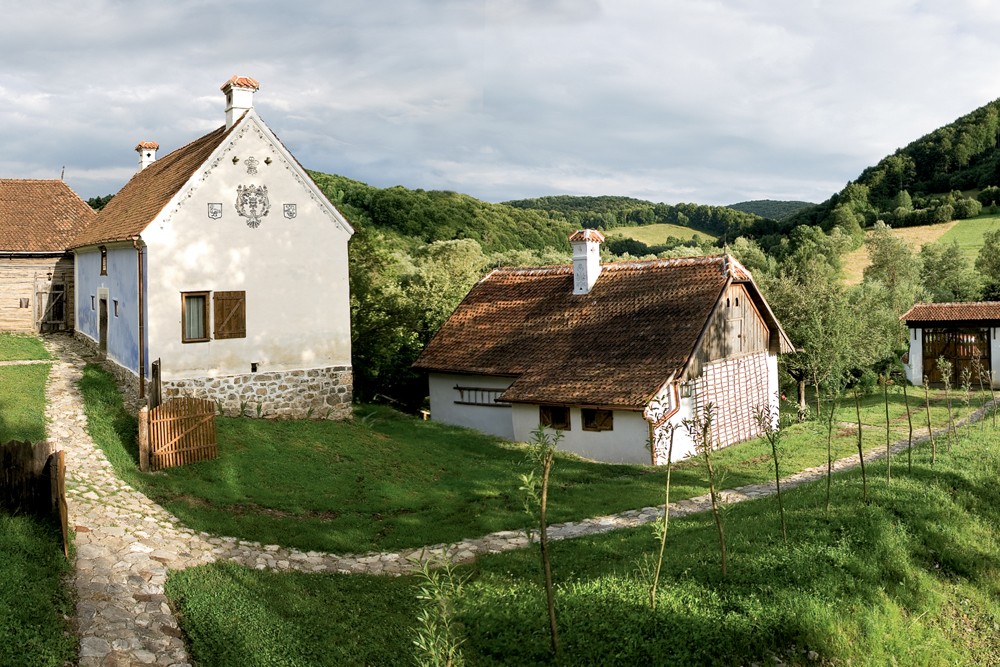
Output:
(569, 229), (605, 295)
(221, 75), (260, 129)
(135, 141), (158, 171)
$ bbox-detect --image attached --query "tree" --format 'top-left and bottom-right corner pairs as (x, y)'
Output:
(919, 240), (982, 302)
(862, 221), (923, 313)
(975, 229), (1000, 296)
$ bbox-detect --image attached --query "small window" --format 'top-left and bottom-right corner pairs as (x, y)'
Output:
(181, 291), (210, 343)
(213, 291), (247, 340)
(113, 300), (119, 317)
(582, 408), (614, 432)
(539, 405), (570, 431)
(19, 297), (29, 309)
(100, 246), (108, 275)
(91, 295), (95, 310)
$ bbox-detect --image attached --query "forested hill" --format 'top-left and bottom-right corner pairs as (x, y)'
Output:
(788, 96), (1000, 233)
(727, 200), (813, 221)
(504, 194), (769, 240)
(308, 171), (575, 253)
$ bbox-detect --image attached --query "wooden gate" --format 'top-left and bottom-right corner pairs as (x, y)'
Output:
(923, 328), (990, 386)
(141, 398), (217, 471)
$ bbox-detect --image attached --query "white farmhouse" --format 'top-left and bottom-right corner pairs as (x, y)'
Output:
(71, 76), (354, 418)
(414, 231), (794, 463)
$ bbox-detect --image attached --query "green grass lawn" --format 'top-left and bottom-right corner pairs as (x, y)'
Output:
(0, 515), (76, 667)
(0, 364), (49, 442)
(167, 415), (1000, 666)
(608, 223), (718, 247)
(79, 363), (987, 555)
(0, 333), (50, 361)
(938, 212), (1000, 262)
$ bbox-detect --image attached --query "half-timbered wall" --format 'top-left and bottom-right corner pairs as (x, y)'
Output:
(0, 255), (74, 332)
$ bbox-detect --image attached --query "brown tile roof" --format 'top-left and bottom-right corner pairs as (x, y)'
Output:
(71, 124), (235, 248)
(568, 229), (605, 242)
(414, 254), (787, 408)
(901, 301), (1000, 323)
(0, 179), (96, 252)
(222, 75), (260, 91)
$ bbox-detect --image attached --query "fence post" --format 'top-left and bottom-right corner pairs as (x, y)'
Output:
(138, 406), (150, 472)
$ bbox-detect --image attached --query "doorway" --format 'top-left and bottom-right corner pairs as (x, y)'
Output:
(99, 297), (108, 356)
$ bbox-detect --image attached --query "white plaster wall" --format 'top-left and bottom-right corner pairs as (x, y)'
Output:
(428, 373), (515, 440)
(905, 327), (923, 385)
(511, 404), (652, 464)
(654, 396), (699, 462)
(141, 114), (352, 380)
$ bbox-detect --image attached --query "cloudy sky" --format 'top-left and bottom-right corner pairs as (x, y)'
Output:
(3, 1), (1000, 207)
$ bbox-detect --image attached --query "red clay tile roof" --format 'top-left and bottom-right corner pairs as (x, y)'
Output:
(415, 254), (787, 408)
(0, 179), (96, 252)
(135, 141), (159, 151)
(901, 302), (1000, 323)
(72, 124), (235, 248)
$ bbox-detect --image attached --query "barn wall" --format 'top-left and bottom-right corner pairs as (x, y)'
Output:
(0, 255), (74, 332)
(690, 283), (770, 376)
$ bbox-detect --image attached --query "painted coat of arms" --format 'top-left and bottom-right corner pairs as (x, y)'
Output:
(283, 203), (297, 219)
(235, 184), (270, 228)
(207, 203), (222, 220)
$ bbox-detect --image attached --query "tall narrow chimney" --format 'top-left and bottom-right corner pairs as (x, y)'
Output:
(569, 229), (605, 295)
(221, 75), (260, 129)
(135, 141), (159, 171)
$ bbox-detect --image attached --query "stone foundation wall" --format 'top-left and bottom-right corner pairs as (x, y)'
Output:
(161, 366), (353, 420)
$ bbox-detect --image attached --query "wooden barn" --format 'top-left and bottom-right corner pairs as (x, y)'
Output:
(901, 302), (1000, 388)
(0, 179), (95, 332)
(414, 230), (794, 464)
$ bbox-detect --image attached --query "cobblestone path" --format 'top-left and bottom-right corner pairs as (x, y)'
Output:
(41, 333), (996, 666)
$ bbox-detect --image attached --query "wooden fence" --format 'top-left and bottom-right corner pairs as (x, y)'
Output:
(0, 440), (69, 558)
(139, 397), (217, 471)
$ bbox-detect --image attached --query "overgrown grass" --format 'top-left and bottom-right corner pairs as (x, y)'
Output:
(0, 364), (49, 442)
(608, 223), (718, 246)
(0, 514), (76, 667)
(0, 333), (50, 361)
(167, 417), (1000, 666)
(78, 363), (988, 553)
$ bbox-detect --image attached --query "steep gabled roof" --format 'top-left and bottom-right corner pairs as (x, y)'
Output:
(901, 301), (1000, 323)
(414, 254), (790, 408)
(0, 179), (96, 252)
(71, 124), (236, 248)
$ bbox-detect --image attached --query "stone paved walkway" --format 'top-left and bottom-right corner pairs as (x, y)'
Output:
(40, 333), (997, 666)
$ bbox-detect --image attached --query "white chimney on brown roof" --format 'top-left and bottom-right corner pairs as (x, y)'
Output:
(221, 75), (260, 130)
(569, 229), (605, 295)
(135, 141), (159, 171)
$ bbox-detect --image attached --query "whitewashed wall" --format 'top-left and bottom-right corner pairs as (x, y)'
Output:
(428, 373), (515, 439)
(141, 114), (352, 381)
(511, 404), (652, 464)
(904, 327), (923, 385)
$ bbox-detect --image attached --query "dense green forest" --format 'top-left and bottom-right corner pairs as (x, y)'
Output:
(727, 199), (813, 221)
(787, 97), (1000, 233)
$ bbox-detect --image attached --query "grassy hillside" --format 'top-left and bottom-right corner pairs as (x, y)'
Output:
(842, 213), (1000, 285)
(608, 223), (718, 246)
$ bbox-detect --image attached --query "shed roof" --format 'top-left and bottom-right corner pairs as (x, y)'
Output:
(414, 254), (791, 408)
(901, 301), (1000, 323)
(0, 179), (96, 253)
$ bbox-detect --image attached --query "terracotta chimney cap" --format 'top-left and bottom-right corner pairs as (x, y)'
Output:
(569, 229), (605, 243)
(135, 141), (159, 151)
(221, 75), (260, 91)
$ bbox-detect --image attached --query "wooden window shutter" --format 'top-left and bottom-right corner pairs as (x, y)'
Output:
(213, 291), (246, 339)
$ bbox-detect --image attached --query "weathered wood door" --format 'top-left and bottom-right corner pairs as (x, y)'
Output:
(922, 328), (990, 386)
(99, 298), (108, 355)
(34, 281), (66, 332)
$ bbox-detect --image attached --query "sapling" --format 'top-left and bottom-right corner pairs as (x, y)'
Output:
(853, 387), (868, 504)
(684, 404), (726, 577)
(937, 356), (954, 453)
(923, 375), (935, 466)
(900, 374), (913, 473)
(649, 424), (677, 610)
(754, 397), (787, 544)
(412, 554), (467, 667)
(519, 426), (561, 657)
(882, 374), (891, 484)
(960, 367), (973, 447)
(825, 391), (838, 515)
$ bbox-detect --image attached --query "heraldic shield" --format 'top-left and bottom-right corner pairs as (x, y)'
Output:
(236, 184), (271, 228)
